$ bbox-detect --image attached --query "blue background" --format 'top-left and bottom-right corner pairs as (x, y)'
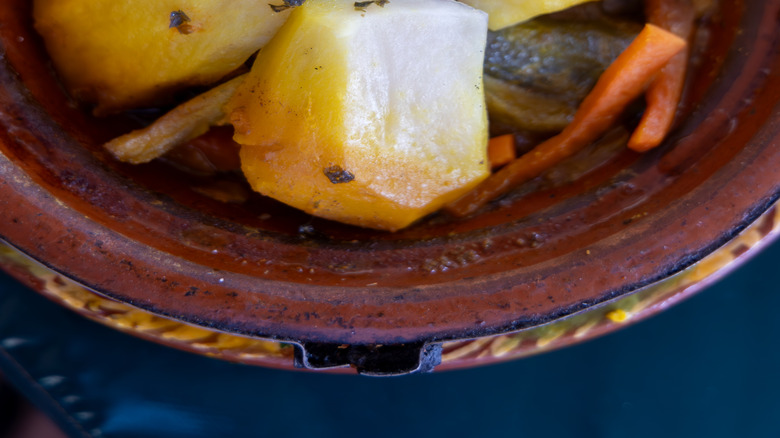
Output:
(1, 238), (779, 438)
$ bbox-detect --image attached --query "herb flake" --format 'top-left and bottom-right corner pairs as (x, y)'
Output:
(169, 10), (194, 34)
(269, 0), (305, 12)
(354, 0), (389, 12)
(324, 165), (355, 184)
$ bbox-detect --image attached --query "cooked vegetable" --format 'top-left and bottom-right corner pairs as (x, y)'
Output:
(459, 0), (595, 30)
(30, 0), (710, 231)
(105, 75), (244, 164)
(483, 9), (641, 134)
(446, 24), (687, 216)
(33, 0), (293, 113)
(226, 0), (489, 231)
(628, 0), (695, 151)
(488, 134), (517, 169)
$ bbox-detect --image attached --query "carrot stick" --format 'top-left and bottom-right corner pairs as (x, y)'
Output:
(628, 0), (695, 152)
(446, 24), (686, 217)
(105, 74), (245, 164)
(488, 134), (517, 169)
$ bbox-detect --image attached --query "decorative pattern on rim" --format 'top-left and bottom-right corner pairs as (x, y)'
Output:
(2, 204), (777, 372)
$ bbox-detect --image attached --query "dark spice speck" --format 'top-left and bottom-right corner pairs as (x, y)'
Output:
(169, 10), (194, 34)
(324, 165), (355, 184)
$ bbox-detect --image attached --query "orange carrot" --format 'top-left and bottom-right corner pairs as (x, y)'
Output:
(446, 24), (686, 217)
(488, 134), (517, 169)
(628, 0), (695, 152)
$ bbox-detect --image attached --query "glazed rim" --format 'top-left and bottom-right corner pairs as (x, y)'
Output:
(1, 1), (780, 347)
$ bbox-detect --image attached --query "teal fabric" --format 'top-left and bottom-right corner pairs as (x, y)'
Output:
(1, 239), (779, 438)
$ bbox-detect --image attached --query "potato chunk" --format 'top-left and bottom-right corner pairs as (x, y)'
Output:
(227, 0), (489, 231)
(458, 0), (595, 30)
(33, 0), (292, 112)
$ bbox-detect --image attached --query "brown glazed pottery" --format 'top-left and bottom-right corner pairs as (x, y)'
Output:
(1, 0), (780, 375)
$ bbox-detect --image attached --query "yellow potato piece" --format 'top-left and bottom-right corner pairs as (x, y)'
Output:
(458, 0), (595, 30)
(33, 0), (292, 113)
(228, 0), (490, 231)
